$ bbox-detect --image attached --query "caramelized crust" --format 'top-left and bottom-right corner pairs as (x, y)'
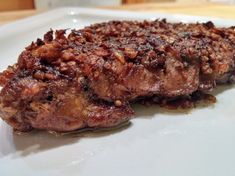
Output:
(0, 20), (235, 132)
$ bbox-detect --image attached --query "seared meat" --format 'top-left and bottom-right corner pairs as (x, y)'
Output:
(0, 20), (235, 132)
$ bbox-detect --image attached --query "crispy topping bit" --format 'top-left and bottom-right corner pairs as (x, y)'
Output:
(95, 47), (109, 57)
(33, 43), (61, 61)
(60, 67), (68, 72)
(44, 30), (53, 42)
(76, 54), (87, 62)
(115, 100), (122, 107)
(44, 73), (56, 80)
(124, 47), (138, 59)
(62, 50), (75, 61)
(93, 71), (100, 78)
(113, 51), (125, 64)
(67, 61), (76, 66)
(203, 21), (215, 29)
(33, 71), (45, 80)
(34, 71), (57, 80)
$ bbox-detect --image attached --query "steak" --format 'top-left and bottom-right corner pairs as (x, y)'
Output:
(0, 20), (235, 132)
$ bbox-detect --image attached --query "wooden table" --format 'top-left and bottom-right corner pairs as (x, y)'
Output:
(1, 2), (235, 25)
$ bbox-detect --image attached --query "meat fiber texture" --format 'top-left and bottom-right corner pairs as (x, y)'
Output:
(0, 20), (235, 132)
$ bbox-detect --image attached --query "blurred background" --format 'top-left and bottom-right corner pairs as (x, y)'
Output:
(1, 0), (235, 12)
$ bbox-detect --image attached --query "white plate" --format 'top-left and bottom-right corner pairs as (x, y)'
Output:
(1, 7), (235, 176)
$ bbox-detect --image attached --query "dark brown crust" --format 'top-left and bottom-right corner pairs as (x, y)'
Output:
(0, 20), (235, 132)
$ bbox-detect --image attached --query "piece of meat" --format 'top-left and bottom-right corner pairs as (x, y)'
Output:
(0, 20), (235, 132)
(0, 71), (133, 132)
(76, 20), (235, 101)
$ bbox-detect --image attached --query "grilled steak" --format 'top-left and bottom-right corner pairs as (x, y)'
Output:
(0, 20), (235, 132)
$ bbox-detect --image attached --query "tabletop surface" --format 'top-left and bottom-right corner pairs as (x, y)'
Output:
(0, 2), (235, 25)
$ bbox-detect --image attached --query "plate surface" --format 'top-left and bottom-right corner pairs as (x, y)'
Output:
(1, 7), (235, 176)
